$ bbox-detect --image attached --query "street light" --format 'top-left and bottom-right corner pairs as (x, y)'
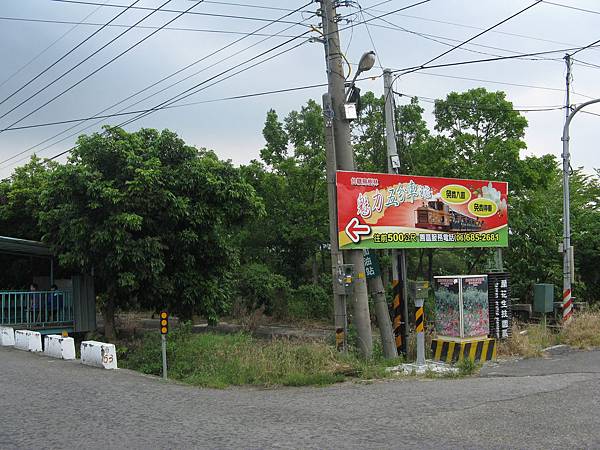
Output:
(561, 97), (600, 323)
(344, 51), (376, 119)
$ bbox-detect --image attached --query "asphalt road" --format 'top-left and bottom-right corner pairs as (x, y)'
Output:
(1, 346), (599, 449)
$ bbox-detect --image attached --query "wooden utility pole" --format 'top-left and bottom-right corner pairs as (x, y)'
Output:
(320, 0), (372, 358)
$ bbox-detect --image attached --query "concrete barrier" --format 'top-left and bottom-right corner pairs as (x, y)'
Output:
(44, 335), (76, 360)
(14, 330), (42, 352)
(0, 326), (15, 346)
(80, 341), (117, 369)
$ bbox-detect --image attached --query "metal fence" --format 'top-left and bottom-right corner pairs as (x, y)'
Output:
(0, 290), (74, 328)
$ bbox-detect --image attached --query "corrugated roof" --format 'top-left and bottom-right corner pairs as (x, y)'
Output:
(0, 236), (52, 257)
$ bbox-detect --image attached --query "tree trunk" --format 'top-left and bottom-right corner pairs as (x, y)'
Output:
(312, 252), (319, 285)
(368, 277), (397, 359)
(427, 249), (434, 284)
(416, 249), (425, 277)
(381, 250), (390, 288)
(103, 295), (117, 341)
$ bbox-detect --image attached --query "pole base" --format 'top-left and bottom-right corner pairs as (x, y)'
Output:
(431, 337), (496, 363)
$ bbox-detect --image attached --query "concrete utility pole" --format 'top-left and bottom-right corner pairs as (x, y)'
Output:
(368, 270), (398, 358)
(323, 93), (348, 353)
(320, 0), (373, 358)
(383, 69), (409, 356)
(562, 54), (573, 323)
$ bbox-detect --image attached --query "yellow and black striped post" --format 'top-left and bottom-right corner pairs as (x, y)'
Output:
(414, 298), (425, 365)
(415, 304), (424, 334)
(392, 280), (406, 356)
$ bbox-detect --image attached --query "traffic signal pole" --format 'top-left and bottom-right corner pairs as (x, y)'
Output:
(160, 311), (169, 380)
(320, 0), (373, 358)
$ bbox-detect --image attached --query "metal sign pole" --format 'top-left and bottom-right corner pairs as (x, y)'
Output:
(161, 334), (167, 380)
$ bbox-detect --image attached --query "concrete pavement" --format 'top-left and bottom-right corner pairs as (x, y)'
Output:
(1, 346), (599, 449)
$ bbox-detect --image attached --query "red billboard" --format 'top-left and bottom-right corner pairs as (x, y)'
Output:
(336, 171), (508, 249)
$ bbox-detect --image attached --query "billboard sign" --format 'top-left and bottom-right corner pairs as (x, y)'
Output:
(336, 171), (508, 249)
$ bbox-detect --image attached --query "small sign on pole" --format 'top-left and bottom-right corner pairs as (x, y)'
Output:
(363, 249), (381, 279)
(160, 311), (168, 380)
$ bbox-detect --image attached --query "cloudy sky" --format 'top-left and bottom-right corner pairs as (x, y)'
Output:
(0, 0), (599, 179)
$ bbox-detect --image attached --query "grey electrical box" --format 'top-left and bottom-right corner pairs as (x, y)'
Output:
(533, 283), (554, 313)
(409, 280), (430, 300)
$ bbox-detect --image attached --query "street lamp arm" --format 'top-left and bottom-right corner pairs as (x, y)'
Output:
(564, 98), (600, 136)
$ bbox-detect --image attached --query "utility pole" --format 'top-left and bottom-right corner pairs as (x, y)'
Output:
(368, 263), (398, 358)
(320, 0), (373, 358)
(561, 53), (573, 322)
(383, 69), (408, 356)
(323, 93), (348, 352)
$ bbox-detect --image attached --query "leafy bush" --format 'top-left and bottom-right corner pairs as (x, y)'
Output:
(237, 263), (290, 316)
(288, 284), (331, 320)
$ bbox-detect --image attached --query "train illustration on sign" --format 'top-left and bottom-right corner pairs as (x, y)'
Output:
(415, 200), (482, 232)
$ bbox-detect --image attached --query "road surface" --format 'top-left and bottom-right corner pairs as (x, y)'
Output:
(1, 346), (599, 449)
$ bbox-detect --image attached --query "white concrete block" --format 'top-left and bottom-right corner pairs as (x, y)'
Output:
(44, 335), (76, 360)
(80, 340), (117, 369)
(14, 330), (42, 352)
(0, 326), (15, 346)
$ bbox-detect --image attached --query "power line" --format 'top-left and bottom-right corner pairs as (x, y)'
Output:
(389, 44), (600, 74)
(193, 0), (305, 12)
(356, 3), (385, 69)
(0, 16), (302, 38)
(0, 0), (143, 110)
(362, 11), (561, 63)
(116, 35), (311, 129)
(2, 81), (570, 133)
(405, 71), (596, 100)
(49, 0), (312, 26)
(394, 90), (564, 112)
(44, 35), (310, 162)
(1, 82), (335, 132)
(0, 2), (314, 167)
(363, 7), (592, 52)
(1, 30), (312, 167)
(400, 0), (544, 77)
(541, 1), (600, 16)
(0, 0), (206, 134)
(0, 0), (109, 91)
(572, 57), (600, 70)
(3, 0), (430, 163)
(570, 37), (600, 57)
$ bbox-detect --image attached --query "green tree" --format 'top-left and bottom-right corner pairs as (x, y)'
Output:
(39, 127), (261, 339)
(0, 156), (55, 240)
(241, 101), (328, 287)
(431, 88), (529, 189)
(353, 92), (429, 174)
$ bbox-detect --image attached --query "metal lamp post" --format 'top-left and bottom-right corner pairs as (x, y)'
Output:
(561, 97), (600, 322)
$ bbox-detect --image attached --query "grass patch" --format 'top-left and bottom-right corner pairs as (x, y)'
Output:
(119, 324), (399, 388)
(498, 311), (600, 357)
(560, 311), (600, 349)
(498, 323), (559, 358)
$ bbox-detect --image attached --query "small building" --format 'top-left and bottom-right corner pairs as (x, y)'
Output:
(0, 236), (96, 335)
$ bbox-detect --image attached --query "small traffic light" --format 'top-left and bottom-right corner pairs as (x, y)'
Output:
(160, 311), (168, 335)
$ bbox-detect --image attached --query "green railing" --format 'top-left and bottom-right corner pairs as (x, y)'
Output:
(0, 290), (74, 328)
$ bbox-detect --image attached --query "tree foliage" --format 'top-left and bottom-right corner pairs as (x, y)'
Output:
(37, 127), (261, 336)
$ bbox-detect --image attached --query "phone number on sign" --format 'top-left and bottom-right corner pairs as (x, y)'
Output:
(455, 233), (500, 242)
(371, 232), (500, 244)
